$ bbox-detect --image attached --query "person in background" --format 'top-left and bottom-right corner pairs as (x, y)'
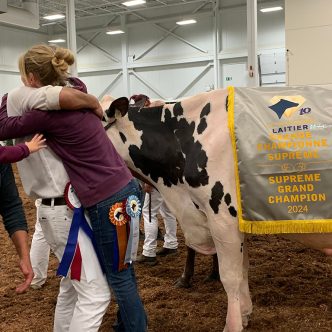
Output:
(0, 133), (45, 293)
(129, 94), (179, 266)
(0, 133), (45, 164)
(0, 165), (33, 294)
(0, 44), (147, 332)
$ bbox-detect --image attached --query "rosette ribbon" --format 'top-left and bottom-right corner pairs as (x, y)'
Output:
(57, 183), (103, 280)
(124, 195), (142, 263)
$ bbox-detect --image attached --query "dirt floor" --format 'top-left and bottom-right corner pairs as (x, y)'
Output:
(0, 167), (331, 332)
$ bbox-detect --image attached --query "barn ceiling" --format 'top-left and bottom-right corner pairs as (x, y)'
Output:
(6, 0), (282, 32)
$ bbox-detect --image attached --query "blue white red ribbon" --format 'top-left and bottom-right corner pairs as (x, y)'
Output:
(124, 195), (141, 263)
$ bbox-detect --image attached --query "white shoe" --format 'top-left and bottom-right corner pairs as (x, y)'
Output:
(30, 284), (43, 290)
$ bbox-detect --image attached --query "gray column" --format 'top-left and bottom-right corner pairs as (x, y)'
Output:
(66, 0), (78, 76)
(246, 0), (258, 87)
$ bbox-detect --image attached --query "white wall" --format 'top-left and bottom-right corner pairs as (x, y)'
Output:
(286, 0), (332, 85)
(0, 4), (285, 99)
(75, 5), (285, 99)
(0, 26), (47, 96)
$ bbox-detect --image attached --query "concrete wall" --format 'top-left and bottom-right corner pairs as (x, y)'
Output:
(286, 0), (332, 85)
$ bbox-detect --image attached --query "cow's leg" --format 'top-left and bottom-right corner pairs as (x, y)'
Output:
(239, 237), (252, 327)
(203, 253), (220, 282)
(174, 246), (196, 288)
(207, 215), (245, 332)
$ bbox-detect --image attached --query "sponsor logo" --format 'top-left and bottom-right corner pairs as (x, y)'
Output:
(268, 96), (306, 119)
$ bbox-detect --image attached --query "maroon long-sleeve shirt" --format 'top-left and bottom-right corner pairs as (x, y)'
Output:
(0, 79), (132, 207)
(0, 143), (29, 164)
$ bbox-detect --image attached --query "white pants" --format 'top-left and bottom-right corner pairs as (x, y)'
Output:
(30, 218), (50, 287)
(142, 189), (178, 257)
(35, 200), (110, 332)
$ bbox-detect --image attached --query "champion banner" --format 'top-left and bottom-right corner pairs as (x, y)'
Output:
(228, 85), (332, 234)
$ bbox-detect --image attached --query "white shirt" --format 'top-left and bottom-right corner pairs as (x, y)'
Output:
(7, 85), (68, 198)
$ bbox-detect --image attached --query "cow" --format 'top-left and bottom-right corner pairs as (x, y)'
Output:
(102, 89), (332, 332)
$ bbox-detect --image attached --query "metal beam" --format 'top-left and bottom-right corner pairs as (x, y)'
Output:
(66, 0), (78, 76)
(246, 0), (258, 87)
(130, 70), (166, 99)
(175, 63), (212, 99)
(212, 0), (220, 89)
(97, 71), (123, 100)
(121, 15), (130, 97)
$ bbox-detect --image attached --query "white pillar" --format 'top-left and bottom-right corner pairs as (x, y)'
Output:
(121, 15), (130, 96)
(66, 0), (78, 76)
(213, 0), (220, 89)
(246, 0), (258, 87)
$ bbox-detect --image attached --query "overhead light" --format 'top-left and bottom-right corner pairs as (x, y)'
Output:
(106, 30), (125, 35)
(48, 39), (66, 43)
(176, 19), (197, 26)
(43, 14), (65, 20)
(260, 6), (283, 13)
(122, 0), (146, 7)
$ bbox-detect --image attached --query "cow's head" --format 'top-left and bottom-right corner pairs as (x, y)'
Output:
(106, 97), (130, 119)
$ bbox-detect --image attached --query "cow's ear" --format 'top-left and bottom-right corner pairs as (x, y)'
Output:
(106, 97), (129, 118)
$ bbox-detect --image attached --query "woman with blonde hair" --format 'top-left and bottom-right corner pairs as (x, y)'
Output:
(0, 44), (147, 332)
(2, 44), (113, 332)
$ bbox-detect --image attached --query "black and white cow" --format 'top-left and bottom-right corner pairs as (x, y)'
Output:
(102, 90), (332, 332)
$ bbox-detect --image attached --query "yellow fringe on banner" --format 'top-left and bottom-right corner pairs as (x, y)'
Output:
(227, 86), (332, 234)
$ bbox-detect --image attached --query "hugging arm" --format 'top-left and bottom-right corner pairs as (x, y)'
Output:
(0, 94), (49, 140)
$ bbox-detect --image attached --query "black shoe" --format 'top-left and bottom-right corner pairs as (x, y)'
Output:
(156, 247), (178, 256)
(136, 254), (158, 266)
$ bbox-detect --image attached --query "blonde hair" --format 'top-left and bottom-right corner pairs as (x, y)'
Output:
(19, 44), (75, 86)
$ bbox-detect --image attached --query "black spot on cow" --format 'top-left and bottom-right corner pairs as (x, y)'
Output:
(127, 103), (209, 188)
(197, 118), (207, 134)
(119, 132), (127, 144)
(224, 193), (237, 217)
(209, 181), (237, 217)
(193, 201), (200, 209)
(209, 181), (224, 214)
(224, 193), (231, 206)
(173, 102), (184, 116)
(228, 206), (237, 217)
(200, 103), (210, 118)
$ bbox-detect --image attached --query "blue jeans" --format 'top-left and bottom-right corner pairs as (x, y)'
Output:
(0, 163), (27, 237)
(87, 179), (147, 332)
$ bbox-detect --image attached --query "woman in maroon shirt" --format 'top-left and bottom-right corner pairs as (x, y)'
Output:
(0, 44), (147, 331)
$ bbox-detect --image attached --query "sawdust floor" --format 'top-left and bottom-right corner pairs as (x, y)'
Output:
(0, 167), (331, 331)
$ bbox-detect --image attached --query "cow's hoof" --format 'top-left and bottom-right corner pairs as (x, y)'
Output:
(174, 277), (191, 288)
(203, 271), (220, 282)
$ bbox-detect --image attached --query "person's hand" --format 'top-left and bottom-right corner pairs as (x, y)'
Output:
(92, 103), (104, 119)
(16, 256), (34, 294)
(25, 134), (47, 154)
(144, 183), (153, 193)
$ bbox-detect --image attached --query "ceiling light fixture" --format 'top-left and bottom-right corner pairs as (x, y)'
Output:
(106, 30), (125, 35)
(43, 14), (65, 20)
(260, 6), (283, 13)
(48, 39), (66, 43)
(176, 19), (197, 26)
(122, 0), (146, 7)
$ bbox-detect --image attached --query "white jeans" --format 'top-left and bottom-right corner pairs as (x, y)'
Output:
(142, 189), (178, 257)
(30, 218), (50, 287)
(35, 200), (110, 332)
